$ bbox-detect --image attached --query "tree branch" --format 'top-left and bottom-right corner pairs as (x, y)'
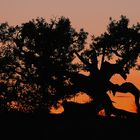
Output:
(90, 48), (98, 70)
(112, 50), (123, 57)
(110, 82), (140, 113)
(73, 50), (91, 66)
(100, 47), (106, 69)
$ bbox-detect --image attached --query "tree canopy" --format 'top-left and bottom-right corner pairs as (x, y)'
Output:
(0, 17), (88, 112)
(0, 16), (140, 116)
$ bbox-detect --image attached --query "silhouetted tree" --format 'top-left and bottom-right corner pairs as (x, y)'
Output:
(0, 16), (140, 117)
(68, 15), (140, 116)
(0, 17), (88, 112)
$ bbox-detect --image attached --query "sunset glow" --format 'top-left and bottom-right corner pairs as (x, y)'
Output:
(0, 0), (140, 114)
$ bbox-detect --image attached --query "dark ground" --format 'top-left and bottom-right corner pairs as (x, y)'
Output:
(0, 112), (140, 139)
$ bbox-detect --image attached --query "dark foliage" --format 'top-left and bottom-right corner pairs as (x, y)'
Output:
(0, 16), (140, 117)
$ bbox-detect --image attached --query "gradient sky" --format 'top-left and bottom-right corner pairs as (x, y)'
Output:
(0, 0), (140, 36)
(0, 0), (140, 112)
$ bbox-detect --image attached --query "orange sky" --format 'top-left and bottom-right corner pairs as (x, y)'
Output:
(0, 0), (140, 36)
(0, 0), (140, 113)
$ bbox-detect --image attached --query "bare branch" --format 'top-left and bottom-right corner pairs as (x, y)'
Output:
(100, 47), (106, 69)
(73, 50), (91, 66)
(111, 82), (140, 113)
(90, 48), (98, 69)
